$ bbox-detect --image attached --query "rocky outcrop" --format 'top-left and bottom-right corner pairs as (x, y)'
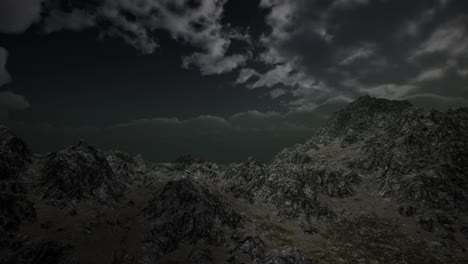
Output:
(228, 236), (315, 264)
(142, 178), (244, 263)
(228, 236), (267, 264)
(105, 150), (146, 184)
(39, 141), (125, 205)
(185, 161), (224, 185)
(172, 154), (205, 171)
(222, 158), (356, 222)
(360, 107), (468, 214)
(272, 96), (468, 234)
(0, 127), (36, 248)
(0, 126), (31, 180)
(312, 95), (413, 146)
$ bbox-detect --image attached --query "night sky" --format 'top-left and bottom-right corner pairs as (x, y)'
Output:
(0, 0), (467, 163)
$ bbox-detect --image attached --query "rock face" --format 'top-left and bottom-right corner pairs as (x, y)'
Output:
(274, 96), (468, 233)
(39, 141), (124, 204)
(105, 150), (146, 184)
(0, 127), (36, 249)
(142, 178), (244, 263)
(313, 95), (413, 145)
(0, 126), (31, 180)
(172, 154), (205, 171)
(360, 107), (468, 213)
(222, 158), (357, 223)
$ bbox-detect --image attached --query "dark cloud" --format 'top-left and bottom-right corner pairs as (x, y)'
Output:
(41, 0), (250, 74)
(1, 0), (467, 163)
(0, 0), (43, 33)
(237, 0), (468, 112)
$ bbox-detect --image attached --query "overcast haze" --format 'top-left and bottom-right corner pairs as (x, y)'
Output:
(0, 0), (467, 163)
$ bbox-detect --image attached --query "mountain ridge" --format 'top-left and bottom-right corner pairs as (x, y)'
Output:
(0, 96), (467, 264)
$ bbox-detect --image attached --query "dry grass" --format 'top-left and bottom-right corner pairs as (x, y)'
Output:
(311, 215), (462, 264)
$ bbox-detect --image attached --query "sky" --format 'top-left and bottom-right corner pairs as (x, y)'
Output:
(0, 0), (467, 163)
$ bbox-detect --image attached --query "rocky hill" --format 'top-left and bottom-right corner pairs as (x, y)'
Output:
(0, 96), (467, 264)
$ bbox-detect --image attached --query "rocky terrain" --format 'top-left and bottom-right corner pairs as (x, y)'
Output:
(0, 96), (467, 263)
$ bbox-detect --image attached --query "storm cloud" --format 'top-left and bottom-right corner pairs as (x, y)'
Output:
(236, 0), (468, 111)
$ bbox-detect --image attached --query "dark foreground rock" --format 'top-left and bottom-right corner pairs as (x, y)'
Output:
(38, 141), (125, 205)
(142, 178), (244, 263)
(105, 150), (147, 185)
(0, 240), (78, 264)
(0, 126), (31, 180)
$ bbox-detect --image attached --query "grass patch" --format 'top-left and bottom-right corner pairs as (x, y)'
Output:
(312, 215), (461, 264)
(251, 214), (295, 248)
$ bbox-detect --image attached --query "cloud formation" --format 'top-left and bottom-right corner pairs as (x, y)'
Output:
(42, 0), (250, 74)
(0, 0), (43, 33)
(233, 0), (468, 112)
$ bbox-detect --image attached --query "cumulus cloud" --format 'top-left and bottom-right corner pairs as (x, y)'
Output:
(42, 0), (249, 74)
(0, 0), (43, 33)
(246, 0), (468, 112)
(235, 68), (260, 84)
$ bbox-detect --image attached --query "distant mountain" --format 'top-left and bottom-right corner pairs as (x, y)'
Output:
(0, 96), (467, 264)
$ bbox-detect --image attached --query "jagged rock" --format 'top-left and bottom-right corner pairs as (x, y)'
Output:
(0, 240), (78, 264)
(0, 126), (31, 180)
(133, 154), (147, 173)
(313, 95), (413, 145)
(223, 158), (266, 200)
(142, 178), (244, 263)
(304, 166), (360, 198)
(360, 107), (468, 218)
(172, 154), (204, 171)
(38, 141), (125, 205)
(271, 96), (468, 231)
(105, 150), (146, 184)
(228, 236), (266, 264)
(223, 159), (347, 222)
(185, 161), (224, 185)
